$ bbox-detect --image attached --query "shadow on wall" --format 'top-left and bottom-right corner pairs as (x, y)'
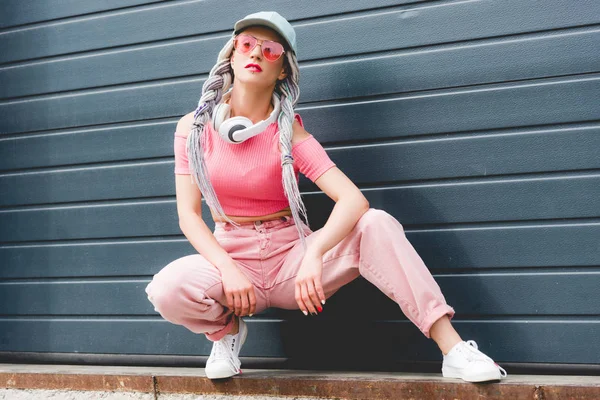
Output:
(273, 171), (503, 371)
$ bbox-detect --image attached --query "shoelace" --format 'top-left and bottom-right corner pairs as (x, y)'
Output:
(208, 335), (241, 373)
(462, 340), (507, 377)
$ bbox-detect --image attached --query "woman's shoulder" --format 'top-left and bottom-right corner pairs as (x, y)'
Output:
(291, 112), (312, 146)
(175, 111), (196, 137)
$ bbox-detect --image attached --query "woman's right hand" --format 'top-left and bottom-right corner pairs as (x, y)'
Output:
(218, 260), (257, 317)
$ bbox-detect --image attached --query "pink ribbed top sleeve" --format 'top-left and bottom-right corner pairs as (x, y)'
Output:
(292, 135), (336, 182)
(174, 131), (190, 174)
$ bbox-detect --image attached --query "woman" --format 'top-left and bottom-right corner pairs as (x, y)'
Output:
(145, 11), (507, 383)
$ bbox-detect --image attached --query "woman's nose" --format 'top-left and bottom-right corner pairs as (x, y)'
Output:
(250, 42), (263, 59)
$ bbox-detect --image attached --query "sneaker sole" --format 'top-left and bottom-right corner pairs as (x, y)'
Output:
(205, 319), (248, 380)
(205, 369), (236, 380)
(442, 366), (501, 383)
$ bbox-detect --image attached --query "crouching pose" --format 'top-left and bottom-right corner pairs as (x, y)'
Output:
(146, 11), (507, 383)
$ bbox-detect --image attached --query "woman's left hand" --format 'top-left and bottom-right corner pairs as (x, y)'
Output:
(295, 250), (326, 315)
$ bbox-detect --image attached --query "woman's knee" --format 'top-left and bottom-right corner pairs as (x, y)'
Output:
(357, 208), (404, 233)
(146, 272), (182, 318)
(145, 255), (212, 318)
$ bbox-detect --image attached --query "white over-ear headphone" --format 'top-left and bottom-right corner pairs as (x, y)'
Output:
(212, 89), (281, 144)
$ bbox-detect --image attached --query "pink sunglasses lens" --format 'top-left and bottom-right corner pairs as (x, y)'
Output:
(236, 35), (256, 53)
(263, 43), (284, 61)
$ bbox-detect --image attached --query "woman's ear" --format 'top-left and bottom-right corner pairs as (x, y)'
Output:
(278, 62), (289, 81)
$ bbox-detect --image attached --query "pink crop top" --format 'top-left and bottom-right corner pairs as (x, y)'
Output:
(174, 113), (336, 216)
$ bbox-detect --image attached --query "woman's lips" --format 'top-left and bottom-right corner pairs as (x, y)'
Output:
(245, 64), (262, 72)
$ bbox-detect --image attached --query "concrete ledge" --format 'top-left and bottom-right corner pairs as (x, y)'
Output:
(1, 364), (600, 399)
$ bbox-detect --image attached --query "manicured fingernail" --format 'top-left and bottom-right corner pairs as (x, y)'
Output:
(303, 310), (308, 316)
(321, 300), (326, 305)
(249, 313), (253, 317)
(317, 306), (323, 312)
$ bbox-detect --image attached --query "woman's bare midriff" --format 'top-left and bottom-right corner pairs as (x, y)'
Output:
(210, 207), (293, 224)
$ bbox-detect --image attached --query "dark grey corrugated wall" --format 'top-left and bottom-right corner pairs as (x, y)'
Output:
(1, 0), (599, 370)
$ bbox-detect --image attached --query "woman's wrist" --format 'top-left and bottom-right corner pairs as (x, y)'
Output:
(306, 244), (325, 258)
(214, 254), (237, 271)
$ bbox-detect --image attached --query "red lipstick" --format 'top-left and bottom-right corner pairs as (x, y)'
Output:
(245, 63), (262, 72)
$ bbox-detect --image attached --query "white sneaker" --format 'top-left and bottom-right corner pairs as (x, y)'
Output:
(442, 340), (507, 382)
(205, 317), (248, 379)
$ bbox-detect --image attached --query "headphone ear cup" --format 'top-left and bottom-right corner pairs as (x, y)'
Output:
(219, 116), (253, 143)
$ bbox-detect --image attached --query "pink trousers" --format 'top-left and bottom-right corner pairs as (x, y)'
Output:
(145, 208), (454, 341)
